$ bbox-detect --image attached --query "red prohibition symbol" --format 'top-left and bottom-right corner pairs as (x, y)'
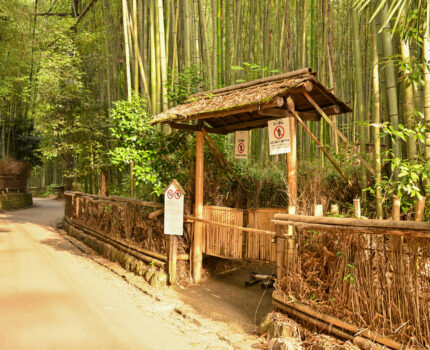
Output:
(167, 190), (174, 199)
(238, 142), (245, 154)
(274, 125), (285, 139)
(174, 190), (181, 199)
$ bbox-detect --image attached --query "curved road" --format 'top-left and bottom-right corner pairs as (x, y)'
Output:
(0, 199), (229, 350)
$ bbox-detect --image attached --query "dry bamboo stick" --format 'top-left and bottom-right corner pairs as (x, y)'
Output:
(272, 220), (430, 239)
(286, 98), (354, 189)
(302, 91), (376, 175)
(273, 213), (430, 231)
(273, 292), (415, 350)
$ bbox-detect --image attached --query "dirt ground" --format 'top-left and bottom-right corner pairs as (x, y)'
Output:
(0, 198), (274, 349)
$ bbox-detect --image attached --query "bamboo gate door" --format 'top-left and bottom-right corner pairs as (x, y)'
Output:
(150, 68), (352, 282)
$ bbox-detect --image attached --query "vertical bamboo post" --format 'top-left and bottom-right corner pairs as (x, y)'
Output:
(168, 235), (177, 285)
(415, 196), (426, 222)
(275, 223), (285, 280)
(193, 131), (204, 283)
(286, 205), (296, 271)
(353, 199), (361, 218)
(391, 195), (404, 299)
(330, 203), (339, 215)
(286, 98), (298, 206)
(392, 195), (400, 221)
(314, 204), (323, 217)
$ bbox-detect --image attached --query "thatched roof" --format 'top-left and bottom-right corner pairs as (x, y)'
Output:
(150, 68), (351, 134)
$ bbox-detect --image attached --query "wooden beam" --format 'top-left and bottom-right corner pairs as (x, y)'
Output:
(33, 12), (73, 16)
(286, 97), (354, 189)
(302, 92), (375, 175)
(192, 131), (204, 283)
(258, 108), (320, 121)
(168, 122), (227, 134)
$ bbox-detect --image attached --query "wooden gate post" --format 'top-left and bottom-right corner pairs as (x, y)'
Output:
(168, 235), (177, 285)
(286, 100), (298, 205)
(193, 131), (204, 283)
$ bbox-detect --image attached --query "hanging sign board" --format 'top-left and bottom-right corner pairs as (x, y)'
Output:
(163, 179), (185, 236)
(268, 118), (291, 155)
(234, 130), (248, 159)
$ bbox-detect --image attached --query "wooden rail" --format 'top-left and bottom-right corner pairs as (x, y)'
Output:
(184, 215), (277, 236)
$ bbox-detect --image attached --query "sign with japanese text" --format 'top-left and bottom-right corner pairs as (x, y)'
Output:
(268, 118), (291, 155)
(163, 179), (185, 235)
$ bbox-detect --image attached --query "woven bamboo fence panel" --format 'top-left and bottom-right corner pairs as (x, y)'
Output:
(203, 205), (244, 259)
(65, 192), (170, 255)
(246, 208), (288, 262)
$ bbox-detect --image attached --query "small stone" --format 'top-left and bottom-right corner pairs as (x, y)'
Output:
(150, 271), (167, 287)
(259, 313), (274, 335)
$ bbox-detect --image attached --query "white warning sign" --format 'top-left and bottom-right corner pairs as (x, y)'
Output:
(164, 179), (185, 236)
(268, 118), (291, 155)
(234, 130), (248, 159)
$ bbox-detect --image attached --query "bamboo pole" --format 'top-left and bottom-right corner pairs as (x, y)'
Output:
(287, 114), (297, 206)
(273, 213), (430, 231)
(272, 292), (414, 350)
(168, 235), (177, 285)
(192, 131), (204, 283)
(122, 0), (132, 101)
(415, 196), (426, 222)
(330, 203), (339, 215)
(185, 215), (276, 236)
(353, 198), (361, 218)
(275, 223), (285, 279)
(286, 99), (354, 189)
(302, 92), (375, 175)
(285, 205), (295, 271)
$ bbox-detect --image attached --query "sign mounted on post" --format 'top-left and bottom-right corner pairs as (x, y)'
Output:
(234, 130), (248, 159)
(163, 179), (185, 236)
(268, 118), (291, 155)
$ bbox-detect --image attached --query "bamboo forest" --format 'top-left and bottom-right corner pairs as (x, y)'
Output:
(1, 0), (430, 349)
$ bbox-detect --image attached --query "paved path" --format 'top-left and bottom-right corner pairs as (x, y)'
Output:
(0, 198), (232, 350)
